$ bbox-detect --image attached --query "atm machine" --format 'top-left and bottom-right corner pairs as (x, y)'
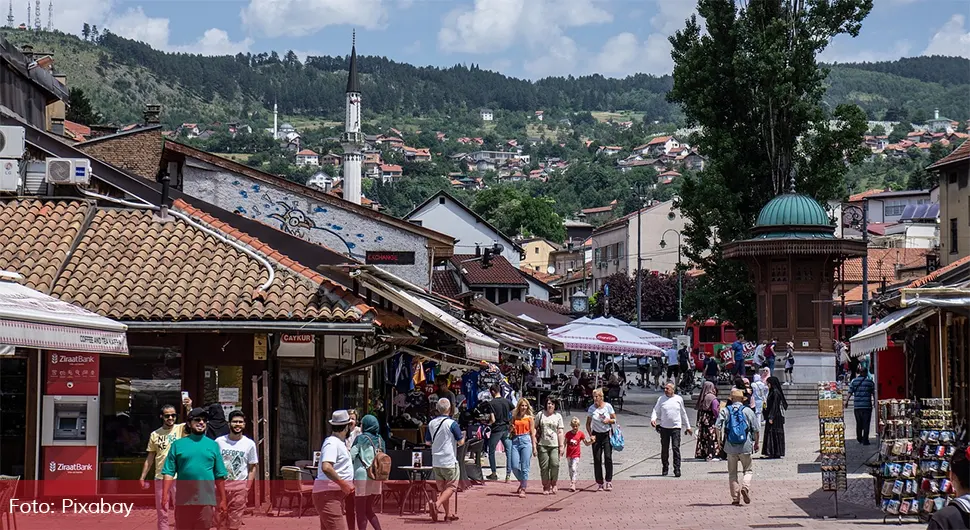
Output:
(42, 352), (100, 497)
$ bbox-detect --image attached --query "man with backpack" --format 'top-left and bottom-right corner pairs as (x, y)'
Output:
(426, 398), (465, 522)
(715, 389), (760, 506)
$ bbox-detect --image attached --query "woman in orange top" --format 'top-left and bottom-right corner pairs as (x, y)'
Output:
(510, 398), (538, 497)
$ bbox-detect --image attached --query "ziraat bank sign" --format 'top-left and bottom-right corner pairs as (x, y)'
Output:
(46, 351), (99, 395)
(43, 446), (98, 496)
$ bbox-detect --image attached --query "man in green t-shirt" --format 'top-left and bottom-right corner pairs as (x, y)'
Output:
(162, 407), (228, 530)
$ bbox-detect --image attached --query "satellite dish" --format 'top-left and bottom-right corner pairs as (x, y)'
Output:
(492, 243), (505, 254)
(546, 265), (556, 275)
(667, 211), (677, 221)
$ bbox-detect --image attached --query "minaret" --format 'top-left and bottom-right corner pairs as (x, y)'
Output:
(341, 30), (363, 205)
(272, 101), (278, 139)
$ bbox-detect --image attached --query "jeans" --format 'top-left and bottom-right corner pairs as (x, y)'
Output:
(509, 435), (532, 489)
(854, 408), (873, 443)
(766, 357), (775, 372)
(727, 453), (753, 502)
(354, 495), (381, 530)
(154, 480), (176, 530)
(312, 490), (348, 530)
(487, 429), (511, 476)
(591, 431), (613, 484)
(734, 359), (745, 377)
(536, 445), (560, 489)
(659, 427), (682, 475)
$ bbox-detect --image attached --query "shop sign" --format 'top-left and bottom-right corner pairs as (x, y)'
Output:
(43, 445), (98, 496)
(595, 333), (618, 343)
(278, 334), (314, 358)
(253, 334), (268, 360)
(365, 251), (416, 265)
(46, 351), (99, 395)
(552, 351), (570, 364)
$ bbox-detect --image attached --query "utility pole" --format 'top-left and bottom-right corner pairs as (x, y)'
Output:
(633, 183), (647, 328)
(33, 0), (39, 30)
(861, 199), (870, 327)
(45, 0), (50, 31)
(661, 229), (683, 321)
(6, 0), (13, 28)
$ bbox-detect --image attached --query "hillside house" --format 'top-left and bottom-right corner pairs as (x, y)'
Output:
(677, 151), (707, 171)
(643, 135), (683, 156)
(403, 146), (432, 162)
(581, 200), (619, 224)
(379, 164), (403, 183)
(295, 149), (320, 166)
(480, 108), (494, 121)
(926, 109), (955, 133)
(598, 145), (623, 156)
(321, 153), (342, 166)
(377, 135), (404, 150)
(520, 237), (560, 273)
(535, 110), (544, 121)
(306, 172), (335, 191)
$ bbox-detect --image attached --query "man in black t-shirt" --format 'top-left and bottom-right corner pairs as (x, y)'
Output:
(485, 384), (513, 482)
(435, 376), (457, 417)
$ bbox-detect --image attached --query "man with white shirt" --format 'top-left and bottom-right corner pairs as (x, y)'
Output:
(650, 382), (693, 477)
(426, 398), (464, 522)
(215, 411), (257, 530)
(312, 410), (355, 530)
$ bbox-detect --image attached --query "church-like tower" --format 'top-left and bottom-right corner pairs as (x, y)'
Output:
(341, 31), (363, 205)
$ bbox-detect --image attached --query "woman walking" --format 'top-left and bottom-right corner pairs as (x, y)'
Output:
(694, 381), (721, 461)
(510, 398), (537, 497)
(349, 415), (383, 530)
(586, 388), (617, 491)
(751, 373), (769, 425)
(536, 399), (565, 494)
(762, 376), (789, 458)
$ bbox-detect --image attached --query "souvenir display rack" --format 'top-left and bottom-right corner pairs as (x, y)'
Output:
(817, 382), (853, 519)
(874, 400), (918, 524)
(914, 398), (956, 523)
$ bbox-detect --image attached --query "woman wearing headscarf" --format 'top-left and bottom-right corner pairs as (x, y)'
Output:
(205, 403), (229, 439)
(350, 414), (385, 530)
(762, 377), (789, 458)
(694, 381), (722, 461)
(750, 373), (769, 426)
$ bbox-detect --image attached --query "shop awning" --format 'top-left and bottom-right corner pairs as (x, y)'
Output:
(0, 280), (128, 355)
(350, 270), (500, 362)
(849, 305), (934, 357)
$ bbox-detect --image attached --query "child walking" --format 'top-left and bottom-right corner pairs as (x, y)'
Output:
(564, 417), (591, 492)
(783, 342), (795, 385)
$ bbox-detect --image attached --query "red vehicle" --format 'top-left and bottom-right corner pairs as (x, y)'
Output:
(685, 316), (866, 369)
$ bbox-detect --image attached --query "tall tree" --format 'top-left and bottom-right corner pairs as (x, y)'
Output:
(81, 23), (90, 41)
(667, 0), (872, 334)
(66, 87), (100, 125)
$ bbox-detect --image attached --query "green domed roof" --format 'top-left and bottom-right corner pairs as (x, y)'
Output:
(756, 193), (831, 228)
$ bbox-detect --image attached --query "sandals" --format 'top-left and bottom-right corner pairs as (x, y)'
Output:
(428, 501), (438, 522)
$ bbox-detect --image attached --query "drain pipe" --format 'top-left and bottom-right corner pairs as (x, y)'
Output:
(76, 187), (276, 292)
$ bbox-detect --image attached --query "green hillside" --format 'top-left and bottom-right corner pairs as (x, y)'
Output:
(3, 29), (967, 128)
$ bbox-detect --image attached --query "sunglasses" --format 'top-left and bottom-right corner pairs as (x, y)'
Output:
(162, 414), (177, 418)
(190, 417), (207, 423)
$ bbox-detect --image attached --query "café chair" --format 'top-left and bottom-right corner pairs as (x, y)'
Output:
(0, 475), (20, 530)
(278, 466), (313, 517)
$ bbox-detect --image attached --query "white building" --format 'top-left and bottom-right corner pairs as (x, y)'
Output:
(480, 108), (493, 121)
(295, 149), (319, 166)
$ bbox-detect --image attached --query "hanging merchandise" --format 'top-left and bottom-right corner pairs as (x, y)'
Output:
(872, 399), (918, 524)
(391, 352), (414, 393)
(913, 398), (956, 523)
(412, 358), (426, 386)
(462, 371), (479, 410)
(817, 382), (847, 494)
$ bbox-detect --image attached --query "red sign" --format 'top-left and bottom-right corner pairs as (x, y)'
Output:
(46, 351), (99, 395)
(44, 445), (98, 496)
(595, 333), (618, 343)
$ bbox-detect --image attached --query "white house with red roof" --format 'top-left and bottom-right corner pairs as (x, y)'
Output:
(295, 148), (320, 166)
(379, 163), (403, 183)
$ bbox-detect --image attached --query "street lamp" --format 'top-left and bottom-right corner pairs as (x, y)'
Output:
(659, 229), (683, 322)
(840, 200), (870, 327)
(632, 183), (649, 328)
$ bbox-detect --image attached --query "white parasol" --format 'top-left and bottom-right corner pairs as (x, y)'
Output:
(547, 319), (665, 357)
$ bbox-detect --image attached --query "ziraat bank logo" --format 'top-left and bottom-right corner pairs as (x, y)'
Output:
(49, 460), (94, 473)
(50, 352), (58, 365)
(52, 354), (95, 364)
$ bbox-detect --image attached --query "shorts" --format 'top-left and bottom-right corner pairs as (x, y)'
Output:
(785, 367), (793, 373)
(666, 365), (680, 378)
(433, 465), (459, 492)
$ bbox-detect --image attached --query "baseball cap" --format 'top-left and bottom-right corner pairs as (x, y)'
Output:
(187, 407), (209, 420)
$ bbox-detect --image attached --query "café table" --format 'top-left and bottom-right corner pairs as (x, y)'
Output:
(397, 466), (433, 516)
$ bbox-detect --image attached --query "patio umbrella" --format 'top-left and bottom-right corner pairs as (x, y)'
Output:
(547, 320), (665, 357)
(588, 317), (674, 348)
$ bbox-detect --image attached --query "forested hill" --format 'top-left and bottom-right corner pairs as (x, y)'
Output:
(3, 30), (968, 127)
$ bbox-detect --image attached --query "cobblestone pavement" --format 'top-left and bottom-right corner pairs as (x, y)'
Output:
(11, 386), (889, 530)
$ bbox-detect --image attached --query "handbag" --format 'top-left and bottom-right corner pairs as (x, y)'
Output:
(610, 425), (625, 451)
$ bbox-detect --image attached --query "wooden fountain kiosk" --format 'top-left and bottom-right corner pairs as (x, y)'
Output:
(722, 190), (867, 382)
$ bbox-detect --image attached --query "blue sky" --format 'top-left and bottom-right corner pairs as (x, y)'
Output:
(42, 0), (970, 79)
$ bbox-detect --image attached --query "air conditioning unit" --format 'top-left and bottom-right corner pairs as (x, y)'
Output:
(0, 126), (25, 159)
(45, 158), (91, 185)
(0, 159), (19, 191)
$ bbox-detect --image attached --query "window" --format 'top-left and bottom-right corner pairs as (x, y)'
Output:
(951, 218), (959, 254)
(949, 172), (958, 185)
(961, 172), (969, 190)
(438, 196), (446, 204)
(698, 326), (721, 343)
(771, 293), (788, 330)
(617, 243), (624, 261)
(796, 293), (815, 329)
(769, 261), (789, 283)
(884, 200), (907, 217)
(534, 247), (539, 254)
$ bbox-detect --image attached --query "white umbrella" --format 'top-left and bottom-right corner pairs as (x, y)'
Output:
(548, 320), (665, 357)
(551, 316), (674, 348)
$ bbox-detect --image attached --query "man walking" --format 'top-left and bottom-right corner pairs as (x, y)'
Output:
(426, 398), (464, 522)
(650, 382), (692, 477)
(732, 334), (746, 377)
(313, 411), (355, 530)
(716, 389), (759, 505)
(847, 367), (876, 445)
(161, 407), (228, 530)
(665, 346), (680, 389)
(485, 384), (513, 482)
(215, 411), (258, 530)
(141, 402), (188, 530)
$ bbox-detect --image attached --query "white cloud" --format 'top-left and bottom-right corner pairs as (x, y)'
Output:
(820, 39), (913, 63)
(240, 0), (386, 38)
(923, 14), (970, 58)
(591, 32), (672, 76)
(105, 7), (252, 56)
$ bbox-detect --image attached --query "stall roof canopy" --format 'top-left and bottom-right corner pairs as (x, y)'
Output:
(0, 279), (128, 354)
(849, 305), (934, 357)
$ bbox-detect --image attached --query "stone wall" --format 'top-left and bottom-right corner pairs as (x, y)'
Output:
(77, 128), (163, 180)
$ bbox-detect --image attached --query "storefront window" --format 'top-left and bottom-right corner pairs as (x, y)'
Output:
(279, 367), (310, 465)
(99, 346), (181, 490)
(0, 355), (28, 476)
(203, 365), (244, 420)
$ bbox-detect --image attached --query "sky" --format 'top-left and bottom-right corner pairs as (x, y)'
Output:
(28, 0), (970, 80)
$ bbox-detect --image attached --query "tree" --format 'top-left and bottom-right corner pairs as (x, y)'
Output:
(667, 0), (873, 334)
(66, 87), (100, 124)
(91, 25), (99, 41)
(590, 271), (695, 322)
(82, 23), (90, 41)
(870, 124), (886, 136)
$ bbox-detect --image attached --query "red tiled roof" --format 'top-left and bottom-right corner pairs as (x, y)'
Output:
(848, 189), (886, 202)
(432, 270), (462, 299)
(647, 135), (672, 145)
(380, 164), (403, 172)
(907, 254), (970, 288)
(658, 170), (681, 177)
(525, 296), (572, 315)
(63, 120), (91, 141)
(842, 248), (930, 283)
(296, 149), (318, 156)
(927, 139), (970, 170)
(840, 284), (880, 302)
(519, 267), (562, 285)
(450, 254), (528, 286)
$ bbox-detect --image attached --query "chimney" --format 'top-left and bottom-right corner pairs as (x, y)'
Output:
(144, 103), (161, 125)
(935, 108), (940, 120)
(154, 172), (172, 223)
(51, 116), (63, 136)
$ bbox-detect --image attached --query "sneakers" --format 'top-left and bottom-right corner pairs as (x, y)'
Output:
(542, 489), (549, 496)
(741, 488), (751, 504)
(596, 484), (605, 492)
(605, 482), (613, 491)
(505, 474), (511, 483)
(486, 473), (499, 481)
(569, 481), (576, 492)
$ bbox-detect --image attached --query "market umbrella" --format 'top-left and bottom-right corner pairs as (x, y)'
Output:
(547, 320), (665, 357)
(587, 317), (674, 348)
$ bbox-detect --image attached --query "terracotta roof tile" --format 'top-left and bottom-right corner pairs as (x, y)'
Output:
(906, 254), (970, 288)
(432, 270), (462, 299)
(0, 199), (91, 294)
(927, 139), (970, 170)
(525, 296), (571, 315)
(842, 248), (930, 284)
(450, 254), (528, 286)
